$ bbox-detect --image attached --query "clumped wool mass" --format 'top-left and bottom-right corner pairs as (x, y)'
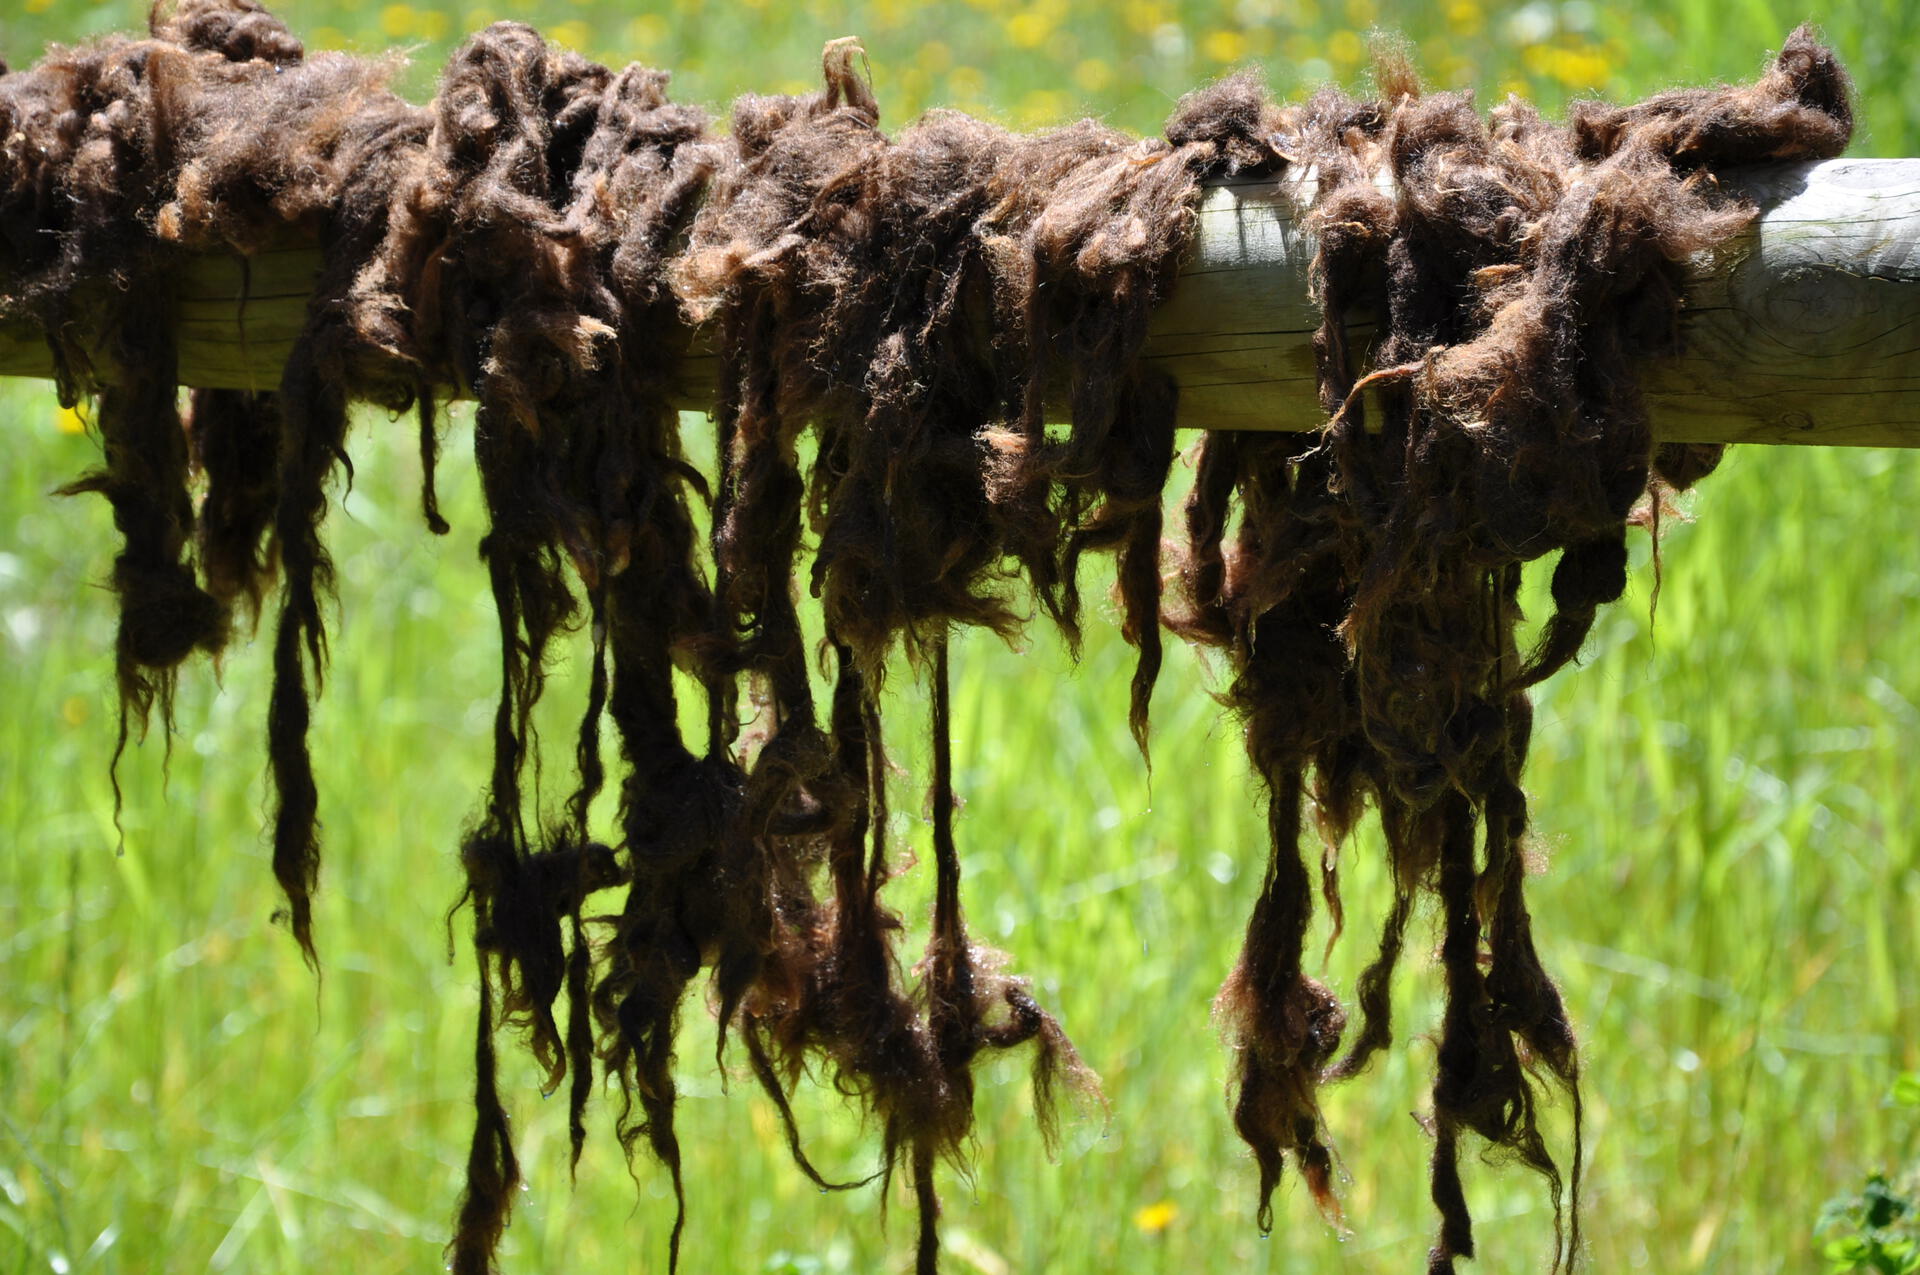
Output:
(0, 2), (1852, 1270)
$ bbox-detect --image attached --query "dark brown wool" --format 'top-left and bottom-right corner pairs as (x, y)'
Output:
(1170, 37), (1849, 1273)
(0, 4), (1852, 1271)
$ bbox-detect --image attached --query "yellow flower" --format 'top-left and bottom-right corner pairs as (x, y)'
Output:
(1327, 28), (1365, 68)
(625, 13), (668, 50)
(949, 65), (987, 101)
(1133, 1199), (1179, 1233)
(378, 3), (414, 39)
(55, 403), (88, 435)
(1073, 57), (1113, 93)
(897, 65), (933, 113)
(1124, 0), (1169, 36)
(1201, 29), (1249, 63)
(549, 19), (592, 51)
(1444, 0), (1483, 34)
(1017, 88), (1070, 126)
(1007, 11), (1054, 49)
(1523, 43), (1613, 89)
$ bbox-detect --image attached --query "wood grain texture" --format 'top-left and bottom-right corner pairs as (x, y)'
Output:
(1638, 159), (1920, 446)
(3, 159), (1915, 445)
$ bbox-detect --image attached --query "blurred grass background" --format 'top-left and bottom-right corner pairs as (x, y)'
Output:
(1, 1), (1917, 1273)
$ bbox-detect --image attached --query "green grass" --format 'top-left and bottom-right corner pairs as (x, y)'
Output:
(2, 1), (1917, 1272)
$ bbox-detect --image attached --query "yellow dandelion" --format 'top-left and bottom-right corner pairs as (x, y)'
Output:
(1522, 43), (1612, 89)
(1074, 57), (1113, 93)
(625, 13), (668, 50)
(920, 41), (953, 74)
(1124, 0), (1169, 36)
(1551, 46), (1614, 89)
(948, 65), (987, 102)
(1444, 0), (1483, 33)
(55, 402), (89, 435)
(749, 1096), (777, 1144)
(1006, 11), (1054, 49)
(1241, 26), (1278, 57)
(1017, 88), (1070, 126)
(549, 19), (592, 51)
(63, 696), (90, 728)
(1201, 29), (1249, 63)
(1327, 28), (1365, 68)
(1133, 1199), (1179, 1233)
(896, 66), (933, 112)
(377, 3), (414, 39)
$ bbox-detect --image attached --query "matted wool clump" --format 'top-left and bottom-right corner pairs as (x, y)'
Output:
(0, 2), (1852, 1270)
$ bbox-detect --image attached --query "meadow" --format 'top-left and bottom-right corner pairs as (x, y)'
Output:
(1, 1), (1916, 1272)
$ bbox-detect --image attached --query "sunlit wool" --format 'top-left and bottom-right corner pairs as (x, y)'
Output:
(0, 2), (1852, 1271)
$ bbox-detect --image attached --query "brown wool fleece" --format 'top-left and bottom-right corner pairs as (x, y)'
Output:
(1170, 31), (1849, 1274)
(0, 4), (1852, 1271)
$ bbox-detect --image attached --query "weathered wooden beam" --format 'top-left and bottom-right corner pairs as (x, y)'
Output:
(3, 158), (1915, 445)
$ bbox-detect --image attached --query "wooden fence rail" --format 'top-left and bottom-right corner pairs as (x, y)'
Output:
(3, 157), (1916, 446)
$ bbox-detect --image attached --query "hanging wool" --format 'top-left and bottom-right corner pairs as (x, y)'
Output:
(0, 3), (1852, 1269)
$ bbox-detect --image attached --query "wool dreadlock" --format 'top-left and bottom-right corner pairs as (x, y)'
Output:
(1173, 30), (1851, 1273)
(0, 4), (1855, 1271)
(0, 14), (251, 821)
